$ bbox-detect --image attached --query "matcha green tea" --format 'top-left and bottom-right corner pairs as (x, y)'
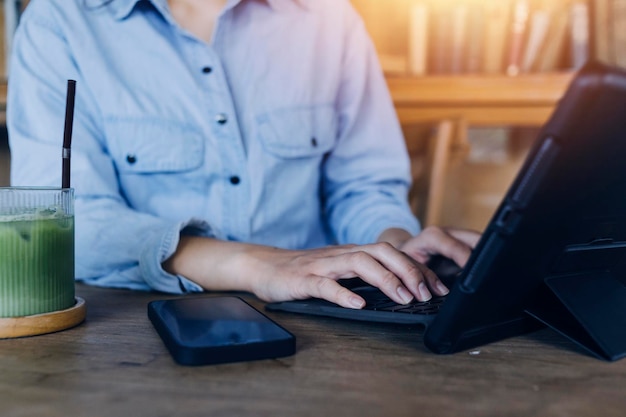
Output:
(0, 188), (75, 318)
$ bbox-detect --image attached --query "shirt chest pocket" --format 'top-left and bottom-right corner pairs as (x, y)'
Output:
(105, 119), (205, 173)
(256, 105), (337, 158)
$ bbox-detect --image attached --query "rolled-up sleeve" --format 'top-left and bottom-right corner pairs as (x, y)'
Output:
(7, 6), (208, 293)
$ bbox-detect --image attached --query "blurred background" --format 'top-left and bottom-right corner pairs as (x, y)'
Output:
(351, 0), (625, 230)
(0, 125), (7, 186)
(0, 0), (624, 231)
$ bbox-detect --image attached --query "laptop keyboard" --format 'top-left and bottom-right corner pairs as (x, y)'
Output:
(338, 256), (460, 317)
(266, 257), (460, 324)
(350, 284), (446, 315)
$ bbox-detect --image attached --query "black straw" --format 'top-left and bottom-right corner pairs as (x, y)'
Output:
(62, 80), (76, 189)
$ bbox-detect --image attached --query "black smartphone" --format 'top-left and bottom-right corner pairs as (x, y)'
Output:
(148, 296), (296, 366)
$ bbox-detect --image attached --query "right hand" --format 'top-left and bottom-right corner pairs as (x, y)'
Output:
(163, 237), (448, 309)
(245, 242), (449, 309)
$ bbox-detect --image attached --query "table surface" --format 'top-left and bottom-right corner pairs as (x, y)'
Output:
(1, 284), (625, 417)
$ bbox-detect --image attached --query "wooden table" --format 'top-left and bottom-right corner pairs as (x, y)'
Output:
(1, 284), (624, 417)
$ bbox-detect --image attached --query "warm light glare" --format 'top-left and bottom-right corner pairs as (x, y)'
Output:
(352, 0), (587, 76)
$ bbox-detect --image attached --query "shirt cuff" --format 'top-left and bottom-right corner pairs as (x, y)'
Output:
(139, 218), (217, 294)
(358, 212), (421, 245)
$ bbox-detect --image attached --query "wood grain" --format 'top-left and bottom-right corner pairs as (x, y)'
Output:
(0, 284), (624, 417)
(0, 297), (86, 339)
(388, 72), (574, 126)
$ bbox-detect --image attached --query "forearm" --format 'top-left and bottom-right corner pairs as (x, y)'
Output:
(162, 230), (460, 307)
(73, 196), (209, 293)
(162, 236), (272, 294)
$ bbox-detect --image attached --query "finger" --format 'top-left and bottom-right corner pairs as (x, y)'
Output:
(315, 249), (421, 303)
(445, 228), (481, 249)
(300, 275), (366, 309)
(300, 243), (437, 303)
(420, 227), (474, 268)
(437, 237), (472, 268)
(346, 250), (447, 300)
(421, 264), (450, 297)
(346, 244), (433, 302)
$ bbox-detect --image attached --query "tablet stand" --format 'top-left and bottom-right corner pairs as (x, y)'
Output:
(525, 271), (626, 361)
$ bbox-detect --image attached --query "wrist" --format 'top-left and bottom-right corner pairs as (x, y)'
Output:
(377, 228), (413, 249)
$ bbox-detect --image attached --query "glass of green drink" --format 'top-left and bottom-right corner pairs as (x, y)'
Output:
(0, 187), (75, 318)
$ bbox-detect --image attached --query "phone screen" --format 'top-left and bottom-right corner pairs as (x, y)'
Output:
(148, 296), (295, 365)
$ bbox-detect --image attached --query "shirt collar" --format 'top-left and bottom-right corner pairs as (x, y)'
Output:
(109, 0), (144, 20)
(110, 0), (307, 20)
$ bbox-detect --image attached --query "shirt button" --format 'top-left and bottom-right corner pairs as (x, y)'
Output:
(216, 113), (228, 125)
(126, 154), (137, 164)
(202, 66), (212, 74)
(229, 176), (241, 185)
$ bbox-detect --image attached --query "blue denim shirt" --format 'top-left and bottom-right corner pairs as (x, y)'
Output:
(7, 0), (420, 293)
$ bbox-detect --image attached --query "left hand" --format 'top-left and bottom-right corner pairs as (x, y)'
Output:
(378, 226), (481, 297)
(399, 226), (481, 267)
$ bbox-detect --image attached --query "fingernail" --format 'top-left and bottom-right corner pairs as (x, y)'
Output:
(435, 280), (450, 295)
(418, 282), (432, 301)
(397, 286), (414, 304)
(349, 296), (365, 309)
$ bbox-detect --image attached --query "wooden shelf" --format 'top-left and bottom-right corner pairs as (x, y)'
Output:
(387, 71), (575, 126)
(388, 71), (575, 227)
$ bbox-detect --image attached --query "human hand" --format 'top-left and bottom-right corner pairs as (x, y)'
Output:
(247, 242), (448, 309)
(377, 226), (481, 299)
(393, 226), (481, 298)
(164, 228), (480, 312)
(398, 225), (481, 266)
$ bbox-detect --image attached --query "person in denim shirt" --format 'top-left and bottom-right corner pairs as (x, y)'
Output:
(8, 0), (479, 309)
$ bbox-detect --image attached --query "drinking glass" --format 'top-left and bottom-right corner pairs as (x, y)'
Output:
(0, 187), (75, 317)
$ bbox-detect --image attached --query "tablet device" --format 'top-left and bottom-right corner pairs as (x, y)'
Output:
(424, 61), (626, 361)
(268, 62), (626, 361)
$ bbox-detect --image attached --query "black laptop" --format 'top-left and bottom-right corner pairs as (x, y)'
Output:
(267, 62), (626, 361)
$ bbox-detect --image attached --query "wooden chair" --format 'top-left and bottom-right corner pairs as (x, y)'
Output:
(389, 72), (574, 227)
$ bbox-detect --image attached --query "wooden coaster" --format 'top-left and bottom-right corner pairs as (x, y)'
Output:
(0, 297), (86, 339)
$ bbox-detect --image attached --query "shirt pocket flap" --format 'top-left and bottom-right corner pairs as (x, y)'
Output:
(257, 105), (337, 158)
(105, 119), (204, 173)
